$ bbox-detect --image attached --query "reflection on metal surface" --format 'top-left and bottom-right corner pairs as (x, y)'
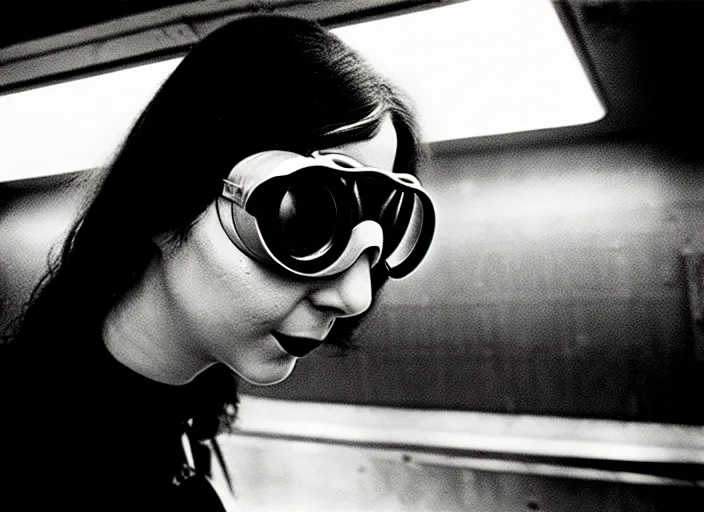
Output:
(224, 434), (703, 486)
(215, 396), (704, 511)
(235, 396), (704, 466)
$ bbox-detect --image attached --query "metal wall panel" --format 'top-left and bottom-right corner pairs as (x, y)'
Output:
(246, 140), (704, 424)
(216, 433), (703, 512)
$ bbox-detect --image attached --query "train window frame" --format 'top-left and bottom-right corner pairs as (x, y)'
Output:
(0, 0), (604, 183)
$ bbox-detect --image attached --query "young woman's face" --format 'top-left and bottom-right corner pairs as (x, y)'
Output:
(158, 116), (398, 385)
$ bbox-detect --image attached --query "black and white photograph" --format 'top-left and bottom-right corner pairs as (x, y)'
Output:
(0, 0), (703, 510)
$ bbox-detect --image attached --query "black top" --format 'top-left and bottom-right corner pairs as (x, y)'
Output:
(0, 333), (228, 511)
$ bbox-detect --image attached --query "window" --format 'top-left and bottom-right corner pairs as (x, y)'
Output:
(0, 0), (603, 181)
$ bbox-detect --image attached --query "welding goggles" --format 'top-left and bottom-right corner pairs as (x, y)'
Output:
(215, 150), (435, 279)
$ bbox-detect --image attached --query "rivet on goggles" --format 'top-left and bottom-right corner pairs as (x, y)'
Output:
(216, 150), (435, 278)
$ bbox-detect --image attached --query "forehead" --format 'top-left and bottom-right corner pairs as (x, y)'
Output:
(320, 115), (398, 171)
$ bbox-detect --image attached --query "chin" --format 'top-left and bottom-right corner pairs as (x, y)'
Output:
(232, 359), (297, 387)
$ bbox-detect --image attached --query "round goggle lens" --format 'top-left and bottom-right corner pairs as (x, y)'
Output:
(277, 181), (338, 258)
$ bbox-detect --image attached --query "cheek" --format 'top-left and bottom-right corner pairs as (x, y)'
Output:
(166, 206), (308, 332)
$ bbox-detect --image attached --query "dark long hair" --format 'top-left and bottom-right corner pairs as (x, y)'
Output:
(5, 14), (423, 437)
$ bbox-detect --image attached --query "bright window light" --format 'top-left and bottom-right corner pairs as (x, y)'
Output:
(0, 0), (604, 182)
(335, 0), (604, 141)
(0, 59), (181, 182)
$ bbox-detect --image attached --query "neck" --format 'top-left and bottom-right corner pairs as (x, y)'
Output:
(103, 256), (214, 385)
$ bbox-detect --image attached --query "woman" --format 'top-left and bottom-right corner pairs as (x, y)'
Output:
(0, 13), (434, 511)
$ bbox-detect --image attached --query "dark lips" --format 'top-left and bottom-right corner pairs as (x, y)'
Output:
(272, 332), (324, 358)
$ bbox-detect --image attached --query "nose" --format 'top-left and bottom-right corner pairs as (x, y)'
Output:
(309, 253), (373, 318)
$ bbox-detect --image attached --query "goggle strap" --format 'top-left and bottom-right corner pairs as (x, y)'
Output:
(222, 179), (245, 207)
(216, 197), (268, 262)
